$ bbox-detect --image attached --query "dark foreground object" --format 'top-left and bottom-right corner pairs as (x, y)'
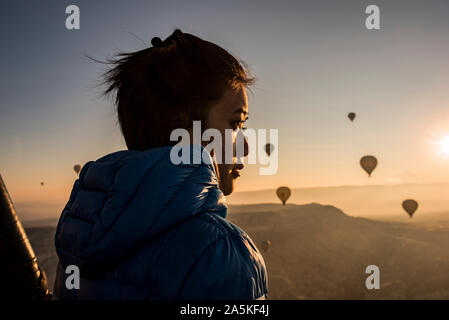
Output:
(0, 174), (49, 299)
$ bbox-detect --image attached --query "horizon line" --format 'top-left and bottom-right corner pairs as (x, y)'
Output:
(232, 181), (449, 193)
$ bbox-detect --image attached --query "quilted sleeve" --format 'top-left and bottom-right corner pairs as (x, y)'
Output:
(176, 233), (268, 300)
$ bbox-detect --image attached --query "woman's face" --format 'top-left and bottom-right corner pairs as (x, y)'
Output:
(205, 86), (249, 195)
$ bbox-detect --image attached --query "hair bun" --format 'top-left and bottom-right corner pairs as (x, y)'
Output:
(151, 37), (163, 47)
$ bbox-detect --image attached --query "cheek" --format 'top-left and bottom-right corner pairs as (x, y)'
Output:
(212, 129), (231, 160)
(204, 111), (238, 159)
(205, 107), (227, 131)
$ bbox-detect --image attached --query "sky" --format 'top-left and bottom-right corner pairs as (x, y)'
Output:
(1, 0), (449, 215)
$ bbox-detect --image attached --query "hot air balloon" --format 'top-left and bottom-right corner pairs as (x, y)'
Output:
(360, 155), (377, 177)
(40, 182), (44, 186)
(348, 112), (356, 122)
(261, 240), (271, 252)
(265, 143), (274, 156)
(402, 199), (418, 218)
(276, 186), (291, 205)
(73, 164), (81, 175)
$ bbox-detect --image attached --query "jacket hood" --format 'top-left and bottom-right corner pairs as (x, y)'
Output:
(55, 145), (227, 279)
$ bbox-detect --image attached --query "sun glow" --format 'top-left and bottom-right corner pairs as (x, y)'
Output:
(437, 135), (449, 156)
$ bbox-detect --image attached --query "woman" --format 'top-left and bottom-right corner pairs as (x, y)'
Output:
(53, 29), (267, 299)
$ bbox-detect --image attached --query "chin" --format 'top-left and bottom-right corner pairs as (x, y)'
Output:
(222, 189), (233, 196)
(221, 185), (233, 196)
(220, 178), (235, 196)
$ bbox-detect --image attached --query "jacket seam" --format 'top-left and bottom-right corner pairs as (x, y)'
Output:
(144, 164), (204, 237)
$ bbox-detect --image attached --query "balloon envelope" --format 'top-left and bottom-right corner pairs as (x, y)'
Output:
(402, 199), (418, 218)
(73, 164), (81, 175)
(265, 143), (274, 156)
(276, 186), (291, 205)
(348, 112), (356, 122)
(360, 155), (377, 177)
(261, 240), (271, 252)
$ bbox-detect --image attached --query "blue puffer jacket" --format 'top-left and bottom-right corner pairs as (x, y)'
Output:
(53, 145), (268, 299)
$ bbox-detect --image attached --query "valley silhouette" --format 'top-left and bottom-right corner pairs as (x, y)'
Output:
(26, 202), (449, 299)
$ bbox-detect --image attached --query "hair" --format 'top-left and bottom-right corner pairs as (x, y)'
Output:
(101, 29), (254, 150)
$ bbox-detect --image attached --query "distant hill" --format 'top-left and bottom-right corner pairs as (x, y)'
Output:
(22, 217), (59, 228)
(24, 202), (449, 299)
(227, 183), (449, 220)
(227, 203), (449, 299)
(14, 200), (65, 223)
(16, 183), (449, 223)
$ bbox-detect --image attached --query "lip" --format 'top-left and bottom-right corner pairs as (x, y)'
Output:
(231, 170), (241, 178)
(231, 163), (244, 179)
